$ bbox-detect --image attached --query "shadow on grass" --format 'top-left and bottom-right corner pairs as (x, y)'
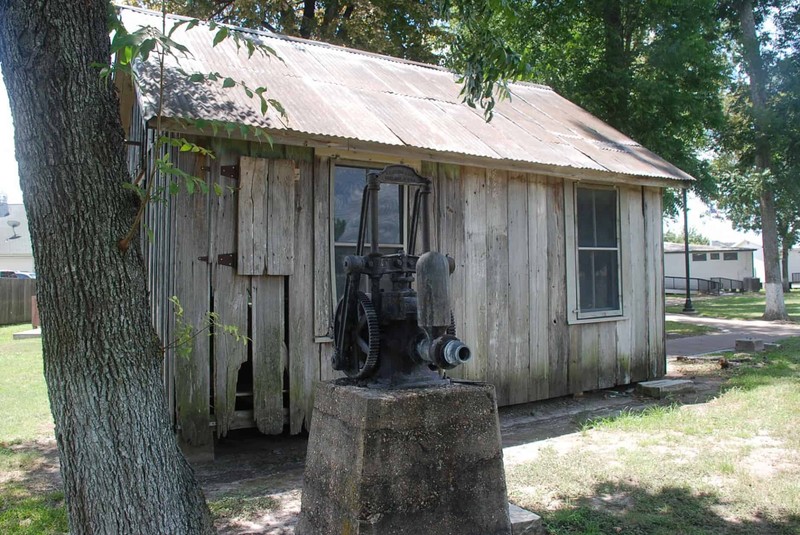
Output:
(0, 443), (65, 534)
(541, 481), (800, 535)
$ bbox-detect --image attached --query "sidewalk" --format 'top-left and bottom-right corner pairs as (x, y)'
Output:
(666, 313), (800, 356)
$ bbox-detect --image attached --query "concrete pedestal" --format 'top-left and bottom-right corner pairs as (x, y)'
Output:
(296, 379), (512, 535)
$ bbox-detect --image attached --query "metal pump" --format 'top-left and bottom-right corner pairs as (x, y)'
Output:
(332, 165), (471, 387)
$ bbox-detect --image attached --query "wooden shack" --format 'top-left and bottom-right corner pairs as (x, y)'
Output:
(119, 6), (687, 458)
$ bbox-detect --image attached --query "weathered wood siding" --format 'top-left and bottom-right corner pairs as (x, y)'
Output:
(422, 163), (664, 407)
(137, 132), (666, 451)
(0, 279), (37, 325)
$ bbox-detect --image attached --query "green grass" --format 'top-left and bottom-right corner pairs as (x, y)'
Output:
(0, 484), (67, 535)
(0, 325), (63, 534)
(666, 291), (800, 320)
(208, 495), (278, 521)
(507, 339), (800, 535)
(665, 320), (716, 337)
(0, 324), (52, 443)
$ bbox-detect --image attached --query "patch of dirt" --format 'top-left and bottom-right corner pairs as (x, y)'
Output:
(2, 356), (758, 534)
(0, 438), (61, 493)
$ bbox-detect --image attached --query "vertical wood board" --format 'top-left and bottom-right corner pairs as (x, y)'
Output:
(211, 154), (250, 438)
(251, 275), (285, 434)
(486, 169), (510, 404)
(267, 159), (296, 275)
(238, 156), (268, 276)
(507, 173), (530, 405)
(462, 166), (488, 382)
(172, 158), (212, 455)
(527, 175), (550, 400)
(313, 156), (333, 338)
(288, 159), (317, 433)
(546, 177), (569, 397)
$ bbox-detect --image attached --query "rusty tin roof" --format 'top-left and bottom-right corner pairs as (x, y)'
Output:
(120, 6), (694, 184)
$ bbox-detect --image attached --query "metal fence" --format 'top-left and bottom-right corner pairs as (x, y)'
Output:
(664, 276), (721, 295)
(710, 277), (745, 292)
(0, 279), (37, 325)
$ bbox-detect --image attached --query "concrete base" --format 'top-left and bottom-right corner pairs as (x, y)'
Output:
(636, 379), (694, 399)
(12, 328), (41, 340)
(296, 380), (512, 535)
(735, 338), (764, 352)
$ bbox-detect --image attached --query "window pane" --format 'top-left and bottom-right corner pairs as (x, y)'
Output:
(593, 189), (617, 247)
(578, 250), (619, 313)
(333, 166), (402, 245)
(576, 188), (595, 247)
(723, 252), (738, 261)
(334, 167), (366, 243)
(592, 250), (619, 310)
(692, 253), (707, 261)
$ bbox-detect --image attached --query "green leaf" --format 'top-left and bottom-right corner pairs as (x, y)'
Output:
(213, 27), (229, 47)
(169, 181), (180, 195)
(186, 179), (195, 195)
(213, 183), (223, 196)
(180, 143), (192, 152)
(188, 73), (205, 83)
(222, 77), (236, 89)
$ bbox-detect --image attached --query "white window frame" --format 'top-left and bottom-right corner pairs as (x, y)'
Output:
(564, 181), (624, 324)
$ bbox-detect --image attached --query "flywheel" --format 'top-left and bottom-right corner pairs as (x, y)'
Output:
(333, 291), (380, 379)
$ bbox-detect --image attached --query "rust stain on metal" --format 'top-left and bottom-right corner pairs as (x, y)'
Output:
(120, 6), (694, 183)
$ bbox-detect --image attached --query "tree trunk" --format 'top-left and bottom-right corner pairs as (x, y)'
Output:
(738, 0), (787, 319)
(0, 1), (214, 533)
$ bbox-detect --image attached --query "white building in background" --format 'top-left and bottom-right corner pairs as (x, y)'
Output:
(664, 242), (756, 286)
(0, 203), (34, 272)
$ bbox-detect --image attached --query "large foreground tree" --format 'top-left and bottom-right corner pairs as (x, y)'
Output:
(0, 1), (214, 532)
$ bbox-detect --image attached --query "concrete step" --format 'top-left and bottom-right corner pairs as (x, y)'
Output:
(636, 379), (694, 399)
(510, 503), (544, 535)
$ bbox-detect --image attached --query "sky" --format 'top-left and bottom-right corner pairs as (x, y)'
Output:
(0, 71), (765, 245)
(0, 73), (21, 204)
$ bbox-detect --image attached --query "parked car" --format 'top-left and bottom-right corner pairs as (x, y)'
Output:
(14, 272), (36, 279)
(0, 270), (17, 278)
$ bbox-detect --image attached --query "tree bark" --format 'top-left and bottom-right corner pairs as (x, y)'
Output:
(0, 1), (214, 533)
(738, 0), (787, 319)
(781, 240), (790, 292)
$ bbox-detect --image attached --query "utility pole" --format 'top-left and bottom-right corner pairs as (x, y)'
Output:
(682, 188), (696, 314)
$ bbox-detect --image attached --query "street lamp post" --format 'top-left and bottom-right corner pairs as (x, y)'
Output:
(682, 188), (696, 313)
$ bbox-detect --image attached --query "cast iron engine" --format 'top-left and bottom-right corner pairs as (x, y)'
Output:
(332, 165), (471, 387)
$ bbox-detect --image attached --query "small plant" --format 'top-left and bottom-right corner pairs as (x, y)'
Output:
(167, 296), (248, 360)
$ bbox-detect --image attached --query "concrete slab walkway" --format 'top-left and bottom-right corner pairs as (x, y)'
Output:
(666, 313), (800, 356)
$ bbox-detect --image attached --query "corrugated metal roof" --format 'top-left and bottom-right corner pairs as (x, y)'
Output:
(120, 6), (694, 183)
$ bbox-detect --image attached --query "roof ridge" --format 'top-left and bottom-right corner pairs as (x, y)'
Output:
(114, 4), (554, 92)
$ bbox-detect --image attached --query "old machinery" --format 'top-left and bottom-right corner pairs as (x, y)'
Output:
(332, 165), (471, 387)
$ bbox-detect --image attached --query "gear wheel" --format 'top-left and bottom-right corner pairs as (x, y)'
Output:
(333, 291), (380, 379)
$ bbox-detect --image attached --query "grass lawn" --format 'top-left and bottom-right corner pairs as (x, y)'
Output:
(507, 340), (800, 535)
(664, 320), (716, 338)
(666, 291), (800, 320)
(0, 324), (65, 534)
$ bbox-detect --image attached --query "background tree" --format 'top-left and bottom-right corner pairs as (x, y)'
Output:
(714, 0), (800, 312)
(133, 0), (451, 63)
(494, 0), (728, 211)
(664, 228), (711, 245)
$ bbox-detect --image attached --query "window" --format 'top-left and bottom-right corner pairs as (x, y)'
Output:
(572, 186), (621, 319)
(723, 252), (738, 261)
(710, 253), (720, 260)
(332, 165), (404, 297)
(692, 253), (707, 261)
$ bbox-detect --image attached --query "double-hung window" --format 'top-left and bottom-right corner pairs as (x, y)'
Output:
(567, 184), (622, 321)
(332, 164), (405, 298)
